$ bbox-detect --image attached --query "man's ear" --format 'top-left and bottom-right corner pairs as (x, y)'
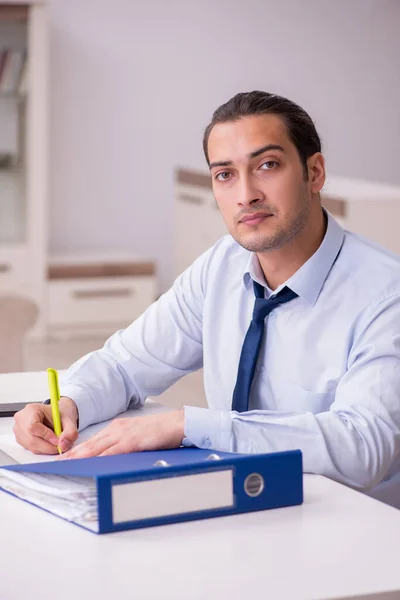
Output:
(307, 152), (325, 194)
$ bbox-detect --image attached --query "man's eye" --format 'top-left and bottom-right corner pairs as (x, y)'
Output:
(215, 172), (231, 181)
(260, 161), (278, 170)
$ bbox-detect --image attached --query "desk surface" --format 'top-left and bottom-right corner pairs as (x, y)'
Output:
(0, 370), (52, 404)
(1, 371), (400, 600)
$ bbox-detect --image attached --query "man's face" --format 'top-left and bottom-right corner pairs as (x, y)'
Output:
(207, 114), (319, 253)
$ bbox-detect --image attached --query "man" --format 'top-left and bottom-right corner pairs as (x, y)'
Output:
(14, 91), (400, 506)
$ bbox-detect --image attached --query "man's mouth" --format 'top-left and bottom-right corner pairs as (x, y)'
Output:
(239, 212), (273, 226)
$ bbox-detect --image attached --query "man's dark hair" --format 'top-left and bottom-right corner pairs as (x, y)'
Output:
(203, 91), (322, 178)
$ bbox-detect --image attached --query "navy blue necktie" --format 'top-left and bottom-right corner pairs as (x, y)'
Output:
(232, 281), (298, 413)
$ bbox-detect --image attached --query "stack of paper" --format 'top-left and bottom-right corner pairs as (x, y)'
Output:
(0, 468), (98, 531)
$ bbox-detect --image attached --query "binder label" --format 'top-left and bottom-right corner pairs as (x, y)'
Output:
(112, 469), (234, 524)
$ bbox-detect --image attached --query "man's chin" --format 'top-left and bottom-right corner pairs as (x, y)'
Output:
(232, 231), (284, 253)
(229, 217), (275, 246)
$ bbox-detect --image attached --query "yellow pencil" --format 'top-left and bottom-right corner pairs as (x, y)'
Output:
(47, 368), (62, 455)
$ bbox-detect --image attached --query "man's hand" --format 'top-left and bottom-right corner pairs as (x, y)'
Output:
(13, 397), (79, 455)
(59, 410), (185, 460)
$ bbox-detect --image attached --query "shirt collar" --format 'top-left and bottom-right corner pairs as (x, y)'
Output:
(243, 209), (345, 305)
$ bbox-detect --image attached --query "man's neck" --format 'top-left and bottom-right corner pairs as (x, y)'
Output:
(257, 209), (327, 291)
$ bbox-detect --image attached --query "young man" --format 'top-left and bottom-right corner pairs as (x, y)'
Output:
(14, 91), (400, 506)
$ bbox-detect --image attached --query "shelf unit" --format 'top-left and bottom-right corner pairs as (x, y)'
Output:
(0, 4), (158, 345)
(0, 1), (48, 337)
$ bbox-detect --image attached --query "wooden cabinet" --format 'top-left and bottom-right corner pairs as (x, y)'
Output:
(46, 255), (157, 339)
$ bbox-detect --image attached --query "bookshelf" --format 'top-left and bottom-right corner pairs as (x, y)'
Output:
(0, 3), (157, 344)
(0, 1), (48, 336)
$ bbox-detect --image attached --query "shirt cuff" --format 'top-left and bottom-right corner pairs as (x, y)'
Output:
(183, 405), (233, 451)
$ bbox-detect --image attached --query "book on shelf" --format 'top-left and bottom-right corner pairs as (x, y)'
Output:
(0, 48), (26, 95)
(0, 50), (7, 83)
(17, 56), (27, 95)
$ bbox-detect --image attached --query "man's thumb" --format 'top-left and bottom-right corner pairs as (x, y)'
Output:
(59, 417), (78, 452)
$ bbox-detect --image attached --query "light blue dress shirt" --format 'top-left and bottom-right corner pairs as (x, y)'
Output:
(60, 210), (400, 506)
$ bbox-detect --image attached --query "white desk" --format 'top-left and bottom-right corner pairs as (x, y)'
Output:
(0, 369), (51, 405)
(1, 371), (400, 600)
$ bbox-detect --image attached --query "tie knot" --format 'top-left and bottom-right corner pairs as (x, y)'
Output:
(252, 285), (298, 323)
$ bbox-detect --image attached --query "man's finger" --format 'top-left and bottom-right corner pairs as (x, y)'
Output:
(15, 431), (59, 455)
(61, 417), (79, 439)
(30, 438), (60, 455)
(28, 421), (59, 446)
(58, 416), (79, 452)
(59, 433), (118, 460)
(14, 404), (58, 443)
(98, 444), (126, 457)
(60, 425), (114, 456)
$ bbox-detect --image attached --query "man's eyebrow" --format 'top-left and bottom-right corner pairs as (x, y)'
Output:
(209, 159), (233, 170)
(209, 144), (285, 170)
(249, 144), (285, 159)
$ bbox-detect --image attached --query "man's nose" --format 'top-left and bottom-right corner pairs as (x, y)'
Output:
(237, 175), (264, 207)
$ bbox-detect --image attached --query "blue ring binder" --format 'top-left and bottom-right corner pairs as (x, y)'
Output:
(0, 447), (303, 534)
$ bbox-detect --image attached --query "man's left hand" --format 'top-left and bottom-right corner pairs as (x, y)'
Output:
(59, 410), (185, 460)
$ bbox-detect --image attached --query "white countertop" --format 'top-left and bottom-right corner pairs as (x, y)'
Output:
(1, 472), (400, 600)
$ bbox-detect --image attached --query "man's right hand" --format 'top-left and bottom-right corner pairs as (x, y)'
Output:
(13, 397), (79, 455)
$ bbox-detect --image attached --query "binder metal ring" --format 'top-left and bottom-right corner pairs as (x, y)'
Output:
(244, 473), (264, 497)
(206, 453), (221, 460)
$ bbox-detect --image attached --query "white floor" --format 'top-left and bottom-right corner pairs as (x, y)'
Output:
(25, 335), (207, 410)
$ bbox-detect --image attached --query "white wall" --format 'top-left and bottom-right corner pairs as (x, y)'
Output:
(48, 0), (400, 291)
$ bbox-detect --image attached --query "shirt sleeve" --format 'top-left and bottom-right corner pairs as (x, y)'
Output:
(184, 293), (400, 491)
(59, 249), (211, 431)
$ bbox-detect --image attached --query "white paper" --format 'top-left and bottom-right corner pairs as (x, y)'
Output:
(0, 469), (98, 530)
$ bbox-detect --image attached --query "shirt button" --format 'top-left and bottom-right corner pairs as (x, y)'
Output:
(269, 312), (275, 319)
